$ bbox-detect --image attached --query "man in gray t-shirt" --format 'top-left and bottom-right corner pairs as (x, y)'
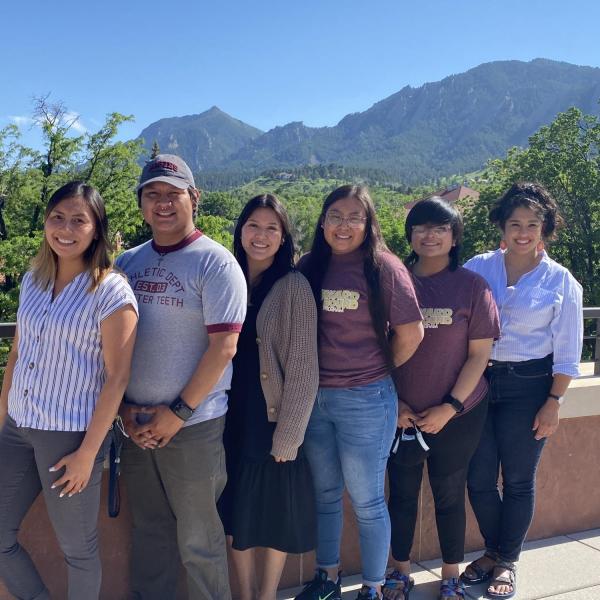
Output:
(116, 154), (246, 600)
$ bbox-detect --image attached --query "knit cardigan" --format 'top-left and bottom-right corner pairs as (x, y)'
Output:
(255, 270), (319, 460)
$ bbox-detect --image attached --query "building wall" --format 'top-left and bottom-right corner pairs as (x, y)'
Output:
(0, 374), (598, 599)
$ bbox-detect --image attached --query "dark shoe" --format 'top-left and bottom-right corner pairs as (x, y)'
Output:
(460, 551), (498, 585)
(356, 585), (382, 599)
(486, 561), (516, 599)
(382, 570), (414, 600)
(294, 568), (342, 600)
(439, 578), (465, 599)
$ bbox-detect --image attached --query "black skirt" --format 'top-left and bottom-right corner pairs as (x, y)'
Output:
(219, 302), (316, 553)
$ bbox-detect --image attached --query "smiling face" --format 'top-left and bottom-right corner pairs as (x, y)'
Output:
(140, 181), (197, 245)
(502, 206), (544, 255)
(241, 207), (283, 270)
(322, 196), (367, 255)
(44, 196), (97, 265)
(410, 222), (454, 260)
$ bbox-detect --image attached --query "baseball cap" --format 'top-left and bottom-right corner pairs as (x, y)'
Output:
(137, 154), (195, 192)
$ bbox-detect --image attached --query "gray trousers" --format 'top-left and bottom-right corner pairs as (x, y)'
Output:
(0, 416), (106, 600)
(121, 415), (231, 600)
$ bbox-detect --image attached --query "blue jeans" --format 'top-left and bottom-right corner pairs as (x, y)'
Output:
(467, 356), (553, 562)
(303, 376), (398, 587)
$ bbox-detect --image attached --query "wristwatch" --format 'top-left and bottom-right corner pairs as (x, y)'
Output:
(548, 393), (564, 405)
(169, 396), (194, 421)
(442, 393), (465, 414)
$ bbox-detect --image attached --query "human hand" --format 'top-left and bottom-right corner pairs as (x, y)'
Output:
(137, 405), (185, 449)
(50, 449), (96, 498)
(533, 399), (560, 440)
(273, 455), (288, 463)
(398, 403), (419, 429)
(119, 404), (159, 449)
(415, 404), (456, 434)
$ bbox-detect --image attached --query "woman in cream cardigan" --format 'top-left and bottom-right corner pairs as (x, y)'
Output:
(218, 193), (319, 600)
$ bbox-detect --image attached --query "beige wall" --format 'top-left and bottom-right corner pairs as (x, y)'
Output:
(1, 370), (598, 599)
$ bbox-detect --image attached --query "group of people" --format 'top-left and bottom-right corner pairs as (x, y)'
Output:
(0, 152), (583, 600)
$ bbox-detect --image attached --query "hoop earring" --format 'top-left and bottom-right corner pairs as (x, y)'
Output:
(500, 239), (507, 250)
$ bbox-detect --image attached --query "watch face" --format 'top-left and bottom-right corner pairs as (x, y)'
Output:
(173, 400), (193, 420)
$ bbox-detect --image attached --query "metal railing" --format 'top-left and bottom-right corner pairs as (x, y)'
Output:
(2, 308), (600, 375)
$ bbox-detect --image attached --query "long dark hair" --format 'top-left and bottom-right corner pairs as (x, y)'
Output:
(233, 193), (295, 305)
(31, 180), (112, 292)
(300, 184), (393, 366)
(404, 196), (464, 271)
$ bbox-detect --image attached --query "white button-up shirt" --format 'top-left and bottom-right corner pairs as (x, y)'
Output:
(464, 249), (583, 378)
(9, 270), (138, 431)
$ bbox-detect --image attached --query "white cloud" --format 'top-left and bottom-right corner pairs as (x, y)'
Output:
(9, 115), (33, 127)
(65, 111), (87, 134)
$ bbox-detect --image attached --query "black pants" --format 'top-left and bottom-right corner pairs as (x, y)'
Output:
(467, 356), (552, 561)
(387, 397), (488, 564)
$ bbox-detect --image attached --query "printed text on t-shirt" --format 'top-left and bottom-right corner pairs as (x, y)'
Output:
(422, 307), (453, 328)
(322, 289), (360, 313)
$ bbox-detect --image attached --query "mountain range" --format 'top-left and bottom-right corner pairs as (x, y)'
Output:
(137, 59), (600, 184)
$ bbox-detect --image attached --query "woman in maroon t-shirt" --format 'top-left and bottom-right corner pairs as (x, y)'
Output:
(297, 185), (423, 600)
(384, 197), (499, 600)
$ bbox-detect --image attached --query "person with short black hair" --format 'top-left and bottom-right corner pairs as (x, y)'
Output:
(0, 181), (138, 600)
(116, 154), (247, 600)
(384, 197), (499, 600)
(462, 182), (583, 599)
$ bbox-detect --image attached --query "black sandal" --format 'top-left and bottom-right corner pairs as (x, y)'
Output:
(382, 570), (414, 600)
(486, 561), (516, 599)
(460, 551), (498, 585)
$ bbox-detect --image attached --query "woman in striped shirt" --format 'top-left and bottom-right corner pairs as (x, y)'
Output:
(461, 182), (583, 600)
(0, 181), (138, 600)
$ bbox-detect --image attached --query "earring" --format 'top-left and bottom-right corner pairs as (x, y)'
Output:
(500, 239), (507, 250)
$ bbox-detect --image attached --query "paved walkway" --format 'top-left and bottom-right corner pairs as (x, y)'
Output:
(279, 528), (600, 599)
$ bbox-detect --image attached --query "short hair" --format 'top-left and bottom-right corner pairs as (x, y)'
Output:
(489, 182), (563, 240)
(404, 196), (463, 270)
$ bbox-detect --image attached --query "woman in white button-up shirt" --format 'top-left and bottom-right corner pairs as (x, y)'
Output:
(461, 182), (583, 600)
(0, 181), (138, 600)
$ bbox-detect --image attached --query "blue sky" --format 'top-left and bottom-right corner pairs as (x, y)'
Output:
(2, 0), (600, 148)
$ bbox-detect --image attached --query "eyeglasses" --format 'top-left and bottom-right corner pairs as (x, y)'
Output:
(411, 224), (452, 236)
(324, 213), (367, 228)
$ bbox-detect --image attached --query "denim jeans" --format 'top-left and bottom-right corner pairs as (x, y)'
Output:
(303, 376), (398, 587)
(467, 356), (553, 562)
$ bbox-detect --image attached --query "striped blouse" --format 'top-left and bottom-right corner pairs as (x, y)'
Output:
(8, 270), (138, 431)
(464, 249), (583, 378)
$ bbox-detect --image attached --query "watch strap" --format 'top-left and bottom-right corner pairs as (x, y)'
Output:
(442, 393), (464, 414)
(169, 396), (194, 421)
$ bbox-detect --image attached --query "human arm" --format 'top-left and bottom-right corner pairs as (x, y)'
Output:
(270, 276), (319, 462)
(416, 338), (493, 434)
(0, 328), (19, 428)
(533, 273), (583, 440)
(51, 305), (138, 497)
(391, 320), (424, 367)
(138, 330), (239, 448)
(397, 398), (420, 429)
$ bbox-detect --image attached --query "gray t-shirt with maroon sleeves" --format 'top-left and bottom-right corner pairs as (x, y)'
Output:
(393, 266), (499, 414)
(115, 231), (247, 426)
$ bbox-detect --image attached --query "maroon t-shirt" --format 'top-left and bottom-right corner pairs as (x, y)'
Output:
(303, 249), (422, 388)
(393, 266), (499, 414)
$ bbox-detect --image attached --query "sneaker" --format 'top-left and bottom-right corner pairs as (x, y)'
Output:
(294, 568), (342, 600)
(356, 584), (382, 600)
